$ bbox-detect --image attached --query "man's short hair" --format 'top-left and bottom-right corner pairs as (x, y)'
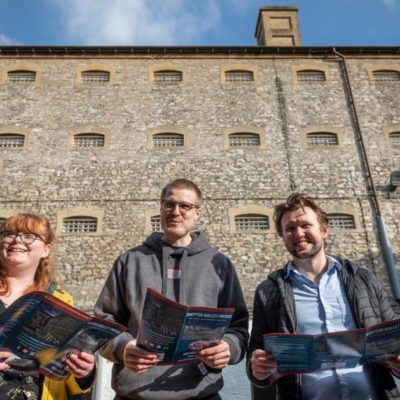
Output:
(161, 179), (203, 204)
(274, 193), (329, 237)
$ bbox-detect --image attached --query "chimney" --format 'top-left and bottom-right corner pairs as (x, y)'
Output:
(255, 6), (302, 46)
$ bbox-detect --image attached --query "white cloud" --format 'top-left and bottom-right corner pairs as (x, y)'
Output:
(0, 33), (18, 45)
(383, 0), (397, 9)
(47, 0), (221, 45)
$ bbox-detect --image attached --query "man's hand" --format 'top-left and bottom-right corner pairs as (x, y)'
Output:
(198, 340), (230, 369)
(250, 349), (277, 381)
(65, 351), (96, 378)
(123, 339), (160, 373)
(382, 354), (400, 377)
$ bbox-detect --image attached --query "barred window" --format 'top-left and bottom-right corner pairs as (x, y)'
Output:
(373, 70), (400, 82)
(225, 70), (254, 82)
(8, 70), (36, 83)
(151, 216), (162, 232)
(0, 134), (25, 148)
(81, 70), (110, 83)
(74, 133), (105, 148)
(328, 214), (356, 230)
(307, 132), (339, 147)
(153, 133), (184, 147)
(297, 70), (326, 82)
(389, 132), (400, 146)
(62, 217), (98, 233)
(229, 133), (260, 147)
(235, 214), (269, 231)
(154, 70), (182, 82)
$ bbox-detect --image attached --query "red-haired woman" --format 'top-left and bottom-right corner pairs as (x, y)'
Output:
(0, 213), (95, 400)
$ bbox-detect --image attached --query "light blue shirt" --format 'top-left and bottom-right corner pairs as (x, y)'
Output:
(286, 256), (373, 400)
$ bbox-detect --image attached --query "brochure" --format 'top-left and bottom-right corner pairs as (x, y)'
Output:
(137, 288), (234, 364)
(0, 291), (127, 380)
(263, 318), (400, 379)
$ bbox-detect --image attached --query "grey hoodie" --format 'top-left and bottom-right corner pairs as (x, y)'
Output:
(94, 231), (249, 400)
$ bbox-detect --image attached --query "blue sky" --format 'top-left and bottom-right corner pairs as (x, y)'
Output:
(0, 0), (399, 47)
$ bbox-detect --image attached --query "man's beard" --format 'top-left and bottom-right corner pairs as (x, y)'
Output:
(290, 241), (324, 260)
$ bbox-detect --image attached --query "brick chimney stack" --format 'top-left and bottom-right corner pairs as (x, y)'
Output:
(255, 6), (302, 46)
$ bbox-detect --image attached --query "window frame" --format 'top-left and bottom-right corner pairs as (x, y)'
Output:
(152, 133), (185, 148)
(2, 64), (41, 85)
(228, 206), (275, 233)
(76, 64), (115, 86)
(147, 127), (189, 149)
(223, 126), (265, 149)
(220, 64), (258, 84)
(367, 65), (400, 84)
(301, 126), (343, 149)
(0, 128), (29, 150)
(56, 209), (104, 236)
(292, 64), (330, 85)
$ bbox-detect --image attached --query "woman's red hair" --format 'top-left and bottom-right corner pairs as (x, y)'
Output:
(0, 213), (56, 295)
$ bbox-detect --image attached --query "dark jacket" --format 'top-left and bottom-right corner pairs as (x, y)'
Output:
(247, 258), (400, 400)
(95, 231), (249, 400)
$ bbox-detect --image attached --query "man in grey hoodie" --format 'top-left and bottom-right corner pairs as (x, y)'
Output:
(94, 178), (249, 400)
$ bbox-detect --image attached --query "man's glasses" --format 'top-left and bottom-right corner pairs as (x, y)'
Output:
(162, 199), (200, 214)
(0, 231), (45, 245)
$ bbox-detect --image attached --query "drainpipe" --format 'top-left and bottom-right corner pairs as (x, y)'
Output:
(333, 48), (400, 302)
(333, 48), (400, 301)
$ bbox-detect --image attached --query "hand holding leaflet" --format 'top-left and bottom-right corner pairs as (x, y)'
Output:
(0, 291), (127, 380)
(137, 288), (234, 364)
(263, 318), (400, 381)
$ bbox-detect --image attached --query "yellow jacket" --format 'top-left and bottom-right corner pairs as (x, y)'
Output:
(40, 287), (94, 400)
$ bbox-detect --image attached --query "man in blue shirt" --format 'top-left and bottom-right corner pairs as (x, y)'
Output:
(247, 193), (400, 399)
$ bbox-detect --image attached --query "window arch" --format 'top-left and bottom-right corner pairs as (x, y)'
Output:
(372, 70), (400, 82)
(220, 64), (258, 84)
(0, 128), (29, 149)
(301, 127), (342, 148)
(62, 216), (98, 233)
(153, 133), (184, 147)
(235, 214), (269, 231)
(149, 64), (187, 83)
(229, 132), (260, 147)
(229, 206), (274, 233)
(328, 214), (356, 230)
(2, 64), (41, 85)
(147, 127), (189, 149)
(7, 70), (36, 83)
(150, 215), (162, 232)
(307, 132), (339, 147)
(154, 70), (183, 82)
(74, 133), (105, 148)
(145, 209), (163, 235)
(81, 70), (110, 84)
(57, 209), (104, 236)
(225, 70), (254, 82)
(76, 65), (114, 85)
(0, 133), (25, 148)
(223, 126), (265, 149)
(389, 131), (400, 146)
(367, 65), (400, 83)
(69, 127), (110, 151)
(292, 64), (330, 85)
(296, 69), (326, 82)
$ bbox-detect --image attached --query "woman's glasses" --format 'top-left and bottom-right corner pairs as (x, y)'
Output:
(0, 231), (45, 245)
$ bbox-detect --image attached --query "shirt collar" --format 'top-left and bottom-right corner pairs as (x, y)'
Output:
(284, 255), (341, 279)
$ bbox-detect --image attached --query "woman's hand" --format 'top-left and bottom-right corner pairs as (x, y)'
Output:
(0, 351), (13, 371)
(65, 351), (96, 378)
